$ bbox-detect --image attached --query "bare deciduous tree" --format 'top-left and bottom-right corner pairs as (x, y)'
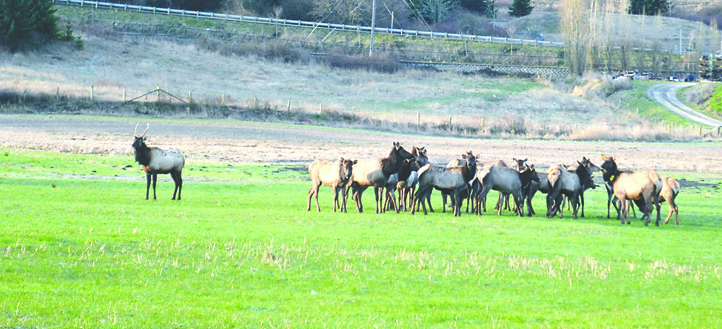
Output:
(561, 0), (590, 76)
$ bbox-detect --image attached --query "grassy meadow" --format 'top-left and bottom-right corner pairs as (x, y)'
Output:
(2, 148), (722, 328)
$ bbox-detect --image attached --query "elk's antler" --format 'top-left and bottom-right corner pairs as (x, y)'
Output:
(141, 123), (149, 137)
(134, 123), (139, 137)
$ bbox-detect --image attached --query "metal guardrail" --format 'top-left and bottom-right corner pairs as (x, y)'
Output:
(52, 0), (564, 47)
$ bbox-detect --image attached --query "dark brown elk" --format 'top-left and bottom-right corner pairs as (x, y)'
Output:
(524, 171), (549, 217)
(347, 142), (415, 214)
(473, 163), (539, 216)
(307, 158), (357, 212)
(384, 158), (418, 212)
(132, 123), (185, 200)
(412, 152), (478, 216)
(600, 156), (663, 226)
(395, 158), (420, 212)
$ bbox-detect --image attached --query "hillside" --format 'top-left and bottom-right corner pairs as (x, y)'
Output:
(2, 4), (719, 141)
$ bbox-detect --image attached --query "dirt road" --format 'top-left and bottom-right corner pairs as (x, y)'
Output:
(1, 115), (720, 172)
(647, 83), (722, 127)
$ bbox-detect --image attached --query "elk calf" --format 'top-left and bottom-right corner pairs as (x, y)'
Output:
(132, 123), (185, 200)
(307, 157), (357, 212)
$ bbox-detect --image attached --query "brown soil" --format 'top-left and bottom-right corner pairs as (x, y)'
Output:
(1, 115), (721, 173)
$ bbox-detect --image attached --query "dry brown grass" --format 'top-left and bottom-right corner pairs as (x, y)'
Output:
(1, 35), (716, 142)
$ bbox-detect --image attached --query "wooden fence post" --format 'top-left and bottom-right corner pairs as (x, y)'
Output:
(481, 117), (485, 133)
(90, 86), (93, 101)
(416, 112), (420, 129)
(699, 126), (702, 137)
(188, 91), (192, 104)
(254, 98), (258, 110)
(221, 94), (225, 107)
(156, 84), (160, 102)
(56, 87), (59, 100)
(449, 116), (452, 131)
(287, 100), (291, 114)
(123, 89), (126, 102)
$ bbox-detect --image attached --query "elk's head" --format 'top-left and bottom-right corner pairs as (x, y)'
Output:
(132, 123), (150, 149)
(461, 151), (479, 169)
(339, 157), (357, 180)
(393, 142), (415, 161)
(513, 158), (528, 171)
(600, 155), (618, 181)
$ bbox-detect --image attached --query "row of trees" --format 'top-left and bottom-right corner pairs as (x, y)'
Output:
(562, 0), (718, 76)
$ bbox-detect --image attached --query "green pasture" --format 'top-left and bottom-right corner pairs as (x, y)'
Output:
(2, 149), (722, 328)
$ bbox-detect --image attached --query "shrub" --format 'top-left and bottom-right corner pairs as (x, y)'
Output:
(321, 54), (402, 74)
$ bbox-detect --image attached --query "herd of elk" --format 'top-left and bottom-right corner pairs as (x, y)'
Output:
(127, 125), (682, 226)
(304, 145), (681, 226)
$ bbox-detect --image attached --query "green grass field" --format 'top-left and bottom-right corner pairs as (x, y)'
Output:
(2, 148), (722, 328)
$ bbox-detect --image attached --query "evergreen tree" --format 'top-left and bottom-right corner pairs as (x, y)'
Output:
(508, 0), (533, 17)
(459, 0), (497, 18)
(0, 0), (60, 51)
(628, 0), (670, 15)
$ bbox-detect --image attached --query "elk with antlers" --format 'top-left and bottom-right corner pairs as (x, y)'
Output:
(132, 123), (185, 200)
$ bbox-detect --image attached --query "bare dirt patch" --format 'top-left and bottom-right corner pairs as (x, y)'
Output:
(1, 115), (721, 174)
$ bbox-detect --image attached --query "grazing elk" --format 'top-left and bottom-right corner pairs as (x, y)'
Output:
(600, 155), (662, 226)
(347, 142), (415, 214)
(307, 158), (357, 212)
(631, 177), (681, 225)
(132, 123), (185, 200)
(412, 152), (478, 217)
(473, 163), (539, 216)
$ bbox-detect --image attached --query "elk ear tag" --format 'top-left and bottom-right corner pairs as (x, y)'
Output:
(601, 154), (605, 160)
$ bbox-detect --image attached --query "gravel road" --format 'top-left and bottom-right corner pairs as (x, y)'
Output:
(647, 83), (722, 127)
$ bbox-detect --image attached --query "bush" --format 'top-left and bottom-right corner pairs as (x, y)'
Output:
(321, 54), (402, 74)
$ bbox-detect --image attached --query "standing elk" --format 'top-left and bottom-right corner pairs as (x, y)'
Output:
(307, 158), (357, 212)
(546, 163), (583, 219)
(346, 142), (415, 214)
(412, 151), (478, 217)
(132, 123), (185, 200)
(473, 163), (539, 216)
(600, 155), (662, 226)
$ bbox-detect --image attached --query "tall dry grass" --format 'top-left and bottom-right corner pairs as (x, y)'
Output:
(2, 90), (718, 142)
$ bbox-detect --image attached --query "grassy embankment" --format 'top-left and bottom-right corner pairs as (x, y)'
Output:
(2, 148), (722, 327)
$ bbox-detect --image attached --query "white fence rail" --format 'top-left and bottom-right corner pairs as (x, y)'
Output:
(52, 0), (563, 47)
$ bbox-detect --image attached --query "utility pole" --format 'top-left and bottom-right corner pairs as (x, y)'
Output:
(369, 0), (376, 57)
